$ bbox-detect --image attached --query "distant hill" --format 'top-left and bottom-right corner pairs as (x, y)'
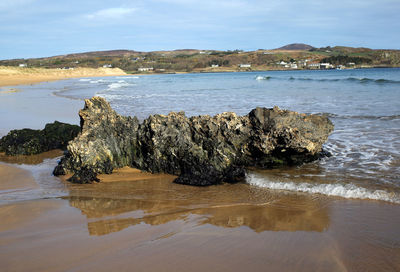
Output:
(276, 43), (315, 50)
(1, 45), (399, 72)
(54, 50), (140, 59)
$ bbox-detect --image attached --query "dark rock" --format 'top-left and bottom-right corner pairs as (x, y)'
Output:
(67, 167), (100, 184)
(54, 97), (334, 186)
(0, 121), (80, 155)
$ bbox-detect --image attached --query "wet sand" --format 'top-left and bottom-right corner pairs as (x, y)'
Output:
(0, 163), (37, 191)
(1, 165), (399, 271)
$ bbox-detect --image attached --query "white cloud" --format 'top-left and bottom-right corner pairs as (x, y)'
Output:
(85, 7), (136, 20)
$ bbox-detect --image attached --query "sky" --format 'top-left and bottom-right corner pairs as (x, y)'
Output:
(0, 0), (399, 59)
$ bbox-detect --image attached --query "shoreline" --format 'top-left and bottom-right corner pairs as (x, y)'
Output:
(0, 66), (128, 88)
(1, 67), (399, 271)
(1, 65), (397, 88)
(131, 65), (399, 76)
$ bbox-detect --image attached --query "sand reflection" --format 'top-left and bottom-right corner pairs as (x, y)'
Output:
(65, 169), (330, 236)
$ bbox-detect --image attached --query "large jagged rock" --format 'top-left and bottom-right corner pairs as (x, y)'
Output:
(54, 97), (334, 185)
(0, 121), (80, 155)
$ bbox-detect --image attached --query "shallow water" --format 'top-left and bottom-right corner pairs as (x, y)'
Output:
(1, 68), (400, 202)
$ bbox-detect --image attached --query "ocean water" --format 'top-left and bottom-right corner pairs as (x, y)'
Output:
(3, 68), (400, 203)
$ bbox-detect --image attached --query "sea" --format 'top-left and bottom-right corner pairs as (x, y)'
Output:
(1, 68), (400, 204)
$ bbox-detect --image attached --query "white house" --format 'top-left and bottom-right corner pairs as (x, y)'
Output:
(103, 64), (112, 68)
(308, 63), (321, 69)
(19, 63), (27, 67)
(239, 64), (251, 68)
(211, 64), (219, 68)
(138, 67), (154, 72)
(320, 63), (333, 69)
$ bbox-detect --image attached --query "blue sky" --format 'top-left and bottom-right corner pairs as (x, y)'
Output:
(0, 0), (399, 59)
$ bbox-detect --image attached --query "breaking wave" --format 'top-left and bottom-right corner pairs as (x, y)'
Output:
(107, 81), (134, 90)
(256, 76), (271, 80)
(285, 77), (400, 84)
(247, 174), (400, 204)
(345, 77), (400, 84)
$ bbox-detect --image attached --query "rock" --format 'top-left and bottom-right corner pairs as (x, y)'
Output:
(0, 121), (80, 155)
(54, 97), (334, 185)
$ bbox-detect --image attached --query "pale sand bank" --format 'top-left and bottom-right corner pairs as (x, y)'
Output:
(0, 66), (127, 87)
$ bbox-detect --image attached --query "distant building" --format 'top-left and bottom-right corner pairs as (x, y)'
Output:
(239, 64), (251, 68)
(211, 64), (219, 68)
(297, 60), (309, 67)
(308, 63), (320, 69)
(320, 63), (333, 69)
(138, 67), (154, 72)
(103, 64), (112, 68)
(19, 63), (27, 67)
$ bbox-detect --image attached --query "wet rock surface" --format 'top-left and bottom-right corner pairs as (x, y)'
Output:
(54, 97), (334, 185)
(0, 121), (80, 155)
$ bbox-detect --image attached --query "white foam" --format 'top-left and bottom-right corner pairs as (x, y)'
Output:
(90, 79), (106, 84)
(79, 78), (91, 82)
(256, 76), (270, 80)
(247, 174), (400, 204)
(107, 81), (132, 90)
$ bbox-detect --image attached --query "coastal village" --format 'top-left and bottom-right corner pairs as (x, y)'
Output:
(1, 44), (399, 74)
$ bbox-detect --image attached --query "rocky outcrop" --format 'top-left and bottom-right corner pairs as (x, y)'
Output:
(0, 121), (80, 155)
(54, 97), (334, 185)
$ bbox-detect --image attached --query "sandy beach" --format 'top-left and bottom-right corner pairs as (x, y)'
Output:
(1, 157), (399, 271)
(0, 66), (126, 87)
(0, 72), (400, 272)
